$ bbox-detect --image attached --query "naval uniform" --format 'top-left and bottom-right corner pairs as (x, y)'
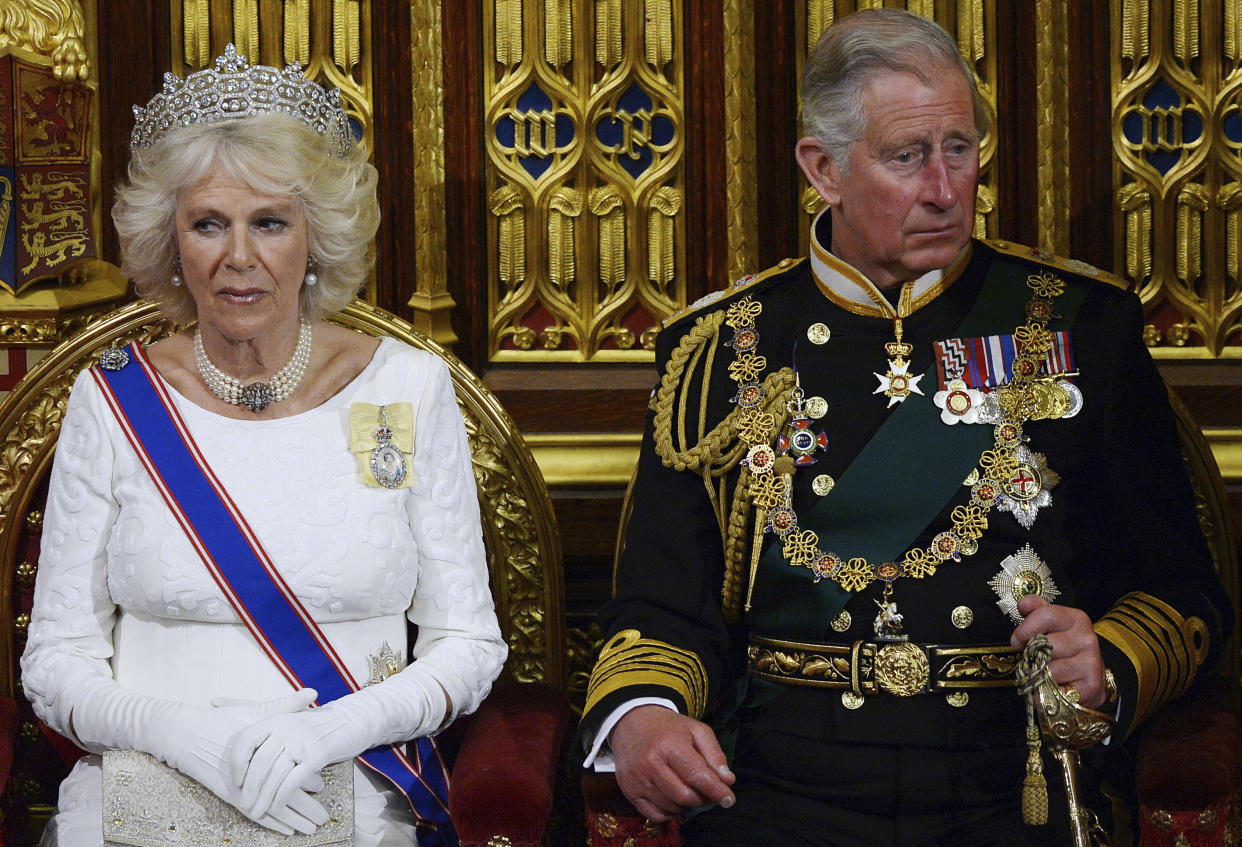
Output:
(581, 215), (1234, 846)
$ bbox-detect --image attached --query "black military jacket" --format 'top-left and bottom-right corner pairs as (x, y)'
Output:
(583, 225), (1233, 755)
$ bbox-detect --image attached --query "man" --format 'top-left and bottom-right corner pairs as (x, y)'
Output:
(580, 8), (1234, 846)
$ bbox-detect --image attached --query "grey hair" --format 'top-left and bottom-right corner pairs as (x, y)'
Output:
(801, 8), (990, 170)
(112, 112), (380, 324)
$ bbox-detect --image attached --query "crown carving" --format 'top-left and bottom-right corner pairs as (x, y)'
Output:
(130, 44), (354, 156)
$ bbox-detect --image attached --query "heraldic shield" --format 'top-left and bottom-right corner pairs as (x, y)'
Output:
(0, 50), (95, 295)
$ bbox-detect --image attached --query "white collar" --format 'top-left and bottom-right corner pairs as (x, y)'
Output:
(808, 208), (965, 318)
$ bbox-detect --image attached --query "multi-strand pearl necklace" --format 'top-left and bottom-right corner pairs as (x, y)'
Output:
(194, 320), (313, 412)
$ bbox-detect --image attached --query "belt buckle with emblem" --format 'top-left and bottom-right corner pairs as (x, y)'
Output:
(874, 642), (930, 697)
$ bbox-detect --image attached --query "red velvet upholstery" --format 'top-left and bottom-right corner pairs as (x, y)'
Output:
(1136, 675), (1242, 847)
(450, 681), (571, 847)
(582, 771), (680, 847)
(0, 696), (17, 796)
(0, 696), (17, 847)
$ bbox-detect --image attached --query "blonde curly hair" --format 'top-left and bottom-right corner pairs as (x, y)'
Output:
(112, 112), (379, 324)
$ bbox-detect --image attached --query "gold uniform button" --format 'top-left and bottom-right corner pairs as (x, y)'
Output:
(946, 692), (970, 707)
(841, 691), (864, 710)
(812, 474), (836, 496)
(830, 610), (851, 632)
(807, 322), (831, 344)
(951, 606), (974, 628)
(805, 396), (829, 419)
(778, 257), (794, 268)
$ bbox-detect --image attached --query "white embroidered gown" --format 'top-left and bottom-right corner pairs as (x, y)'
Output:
(20, 338), (508, 847)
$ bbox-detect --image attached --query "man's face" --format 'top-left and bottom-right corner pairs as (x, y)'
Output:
(816, 66), (980, 289)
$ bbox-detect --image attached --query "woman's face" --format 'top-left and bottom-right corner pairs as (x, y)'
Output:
(174, 165), (309, 342)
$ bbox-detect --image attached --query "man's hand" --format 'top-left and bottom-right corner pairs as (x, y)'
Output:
(609, 705), (736, 821)
(1011, 595), (1107, 708)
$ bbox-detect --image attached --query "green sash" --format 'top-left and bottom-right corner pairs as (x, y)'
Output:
(751, 256), (1090, 641)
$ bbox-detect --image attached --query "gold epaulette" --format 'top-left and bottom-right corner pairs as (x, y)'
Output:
(660, 257), (808, 330)
(983, 238), (1129, 291)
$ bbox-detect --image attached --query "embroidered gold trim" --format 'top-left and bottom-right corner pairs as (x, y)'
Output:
(650, 288), (798, 623)
(746, 634), (1018, 693)
(810, 232), (972, 318)
(585, 629), (709, 719)
(983, 238), (1128, 290)
(1094, 591), (1209, 731)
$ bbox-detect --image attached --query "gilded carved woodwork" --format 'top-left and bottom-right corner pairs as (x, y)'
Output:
(484, 0), (685, 361)
(332, 0), (361, 72)
(0, 299), (564, 698)
(0, 0), (89, 81)
(723, 0), (758, 286)
(183, 0), (210, 67)
(566, 620), (604, 712)
(407, 0), (457, 347)
(793, 1), (999, 254)
(1035, 0), (1071, 257)
(284, 0), (312, 65)
(232, 0), (260, 60)
(1113, 0), (1242, 356)
(804, 0), (832, 53)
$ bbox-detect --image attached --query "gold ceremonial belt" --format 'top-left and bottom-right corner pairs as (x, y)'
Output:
(747, 634), (1020, 697)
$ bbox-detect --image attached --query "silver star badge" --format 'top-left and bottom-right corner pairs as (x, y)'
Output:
(989, 544), (1060, 623)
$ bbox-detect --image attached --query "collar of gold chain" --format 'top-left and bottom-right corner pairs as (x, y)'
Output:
(726, 270), (1068, 596)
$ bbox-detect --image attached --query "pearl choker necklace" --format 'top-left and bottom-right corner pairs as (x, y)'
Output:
(194, 320), (313, 412)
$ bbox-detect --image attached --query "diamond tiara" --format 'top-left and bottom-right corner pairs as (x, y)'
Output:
(130, 44), (354, 156)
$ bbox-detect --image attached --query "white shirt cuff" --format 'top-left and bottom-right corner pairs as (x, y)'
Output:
(582, 697), (678, 772)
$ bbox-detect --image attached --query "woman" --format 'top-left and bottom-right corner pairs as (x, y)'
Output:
(20, 45), (506, 847)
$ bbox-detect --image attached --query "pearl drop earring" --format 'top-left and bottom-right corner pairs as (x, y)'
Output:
(304, 257), (318, 287)
(171, 255), (183, 287)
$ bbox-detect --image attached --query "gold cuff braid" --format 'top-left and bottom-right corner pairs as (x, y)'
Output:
(585, 629), (709, 720)
(1094, 591), (1210, 732)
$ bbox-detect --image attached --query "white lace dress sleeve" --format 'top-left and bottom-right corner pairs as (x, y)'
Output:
(402, 356), (507, 722)
(20, 368), (120, 747)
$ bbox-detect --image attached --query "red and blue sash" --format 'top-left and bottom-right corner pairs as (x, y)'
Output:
(92, 342), (457, 847)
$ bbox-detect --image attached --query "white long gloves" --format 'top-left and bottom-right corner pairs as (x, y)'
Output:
(227, 662), (449, 823)
(70, 679), (330, 835)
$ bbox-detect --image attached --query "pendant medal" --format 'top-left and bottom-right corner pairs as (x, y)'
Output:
(873, 318), (924, 407)
(370, 405), (408, 489)
(996, 446), (1059, 529)
(779, 372), (828, 465)
(872, 562), (907, 642)
(933, 376), (983, 425)
(873, 598), (907, 642)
